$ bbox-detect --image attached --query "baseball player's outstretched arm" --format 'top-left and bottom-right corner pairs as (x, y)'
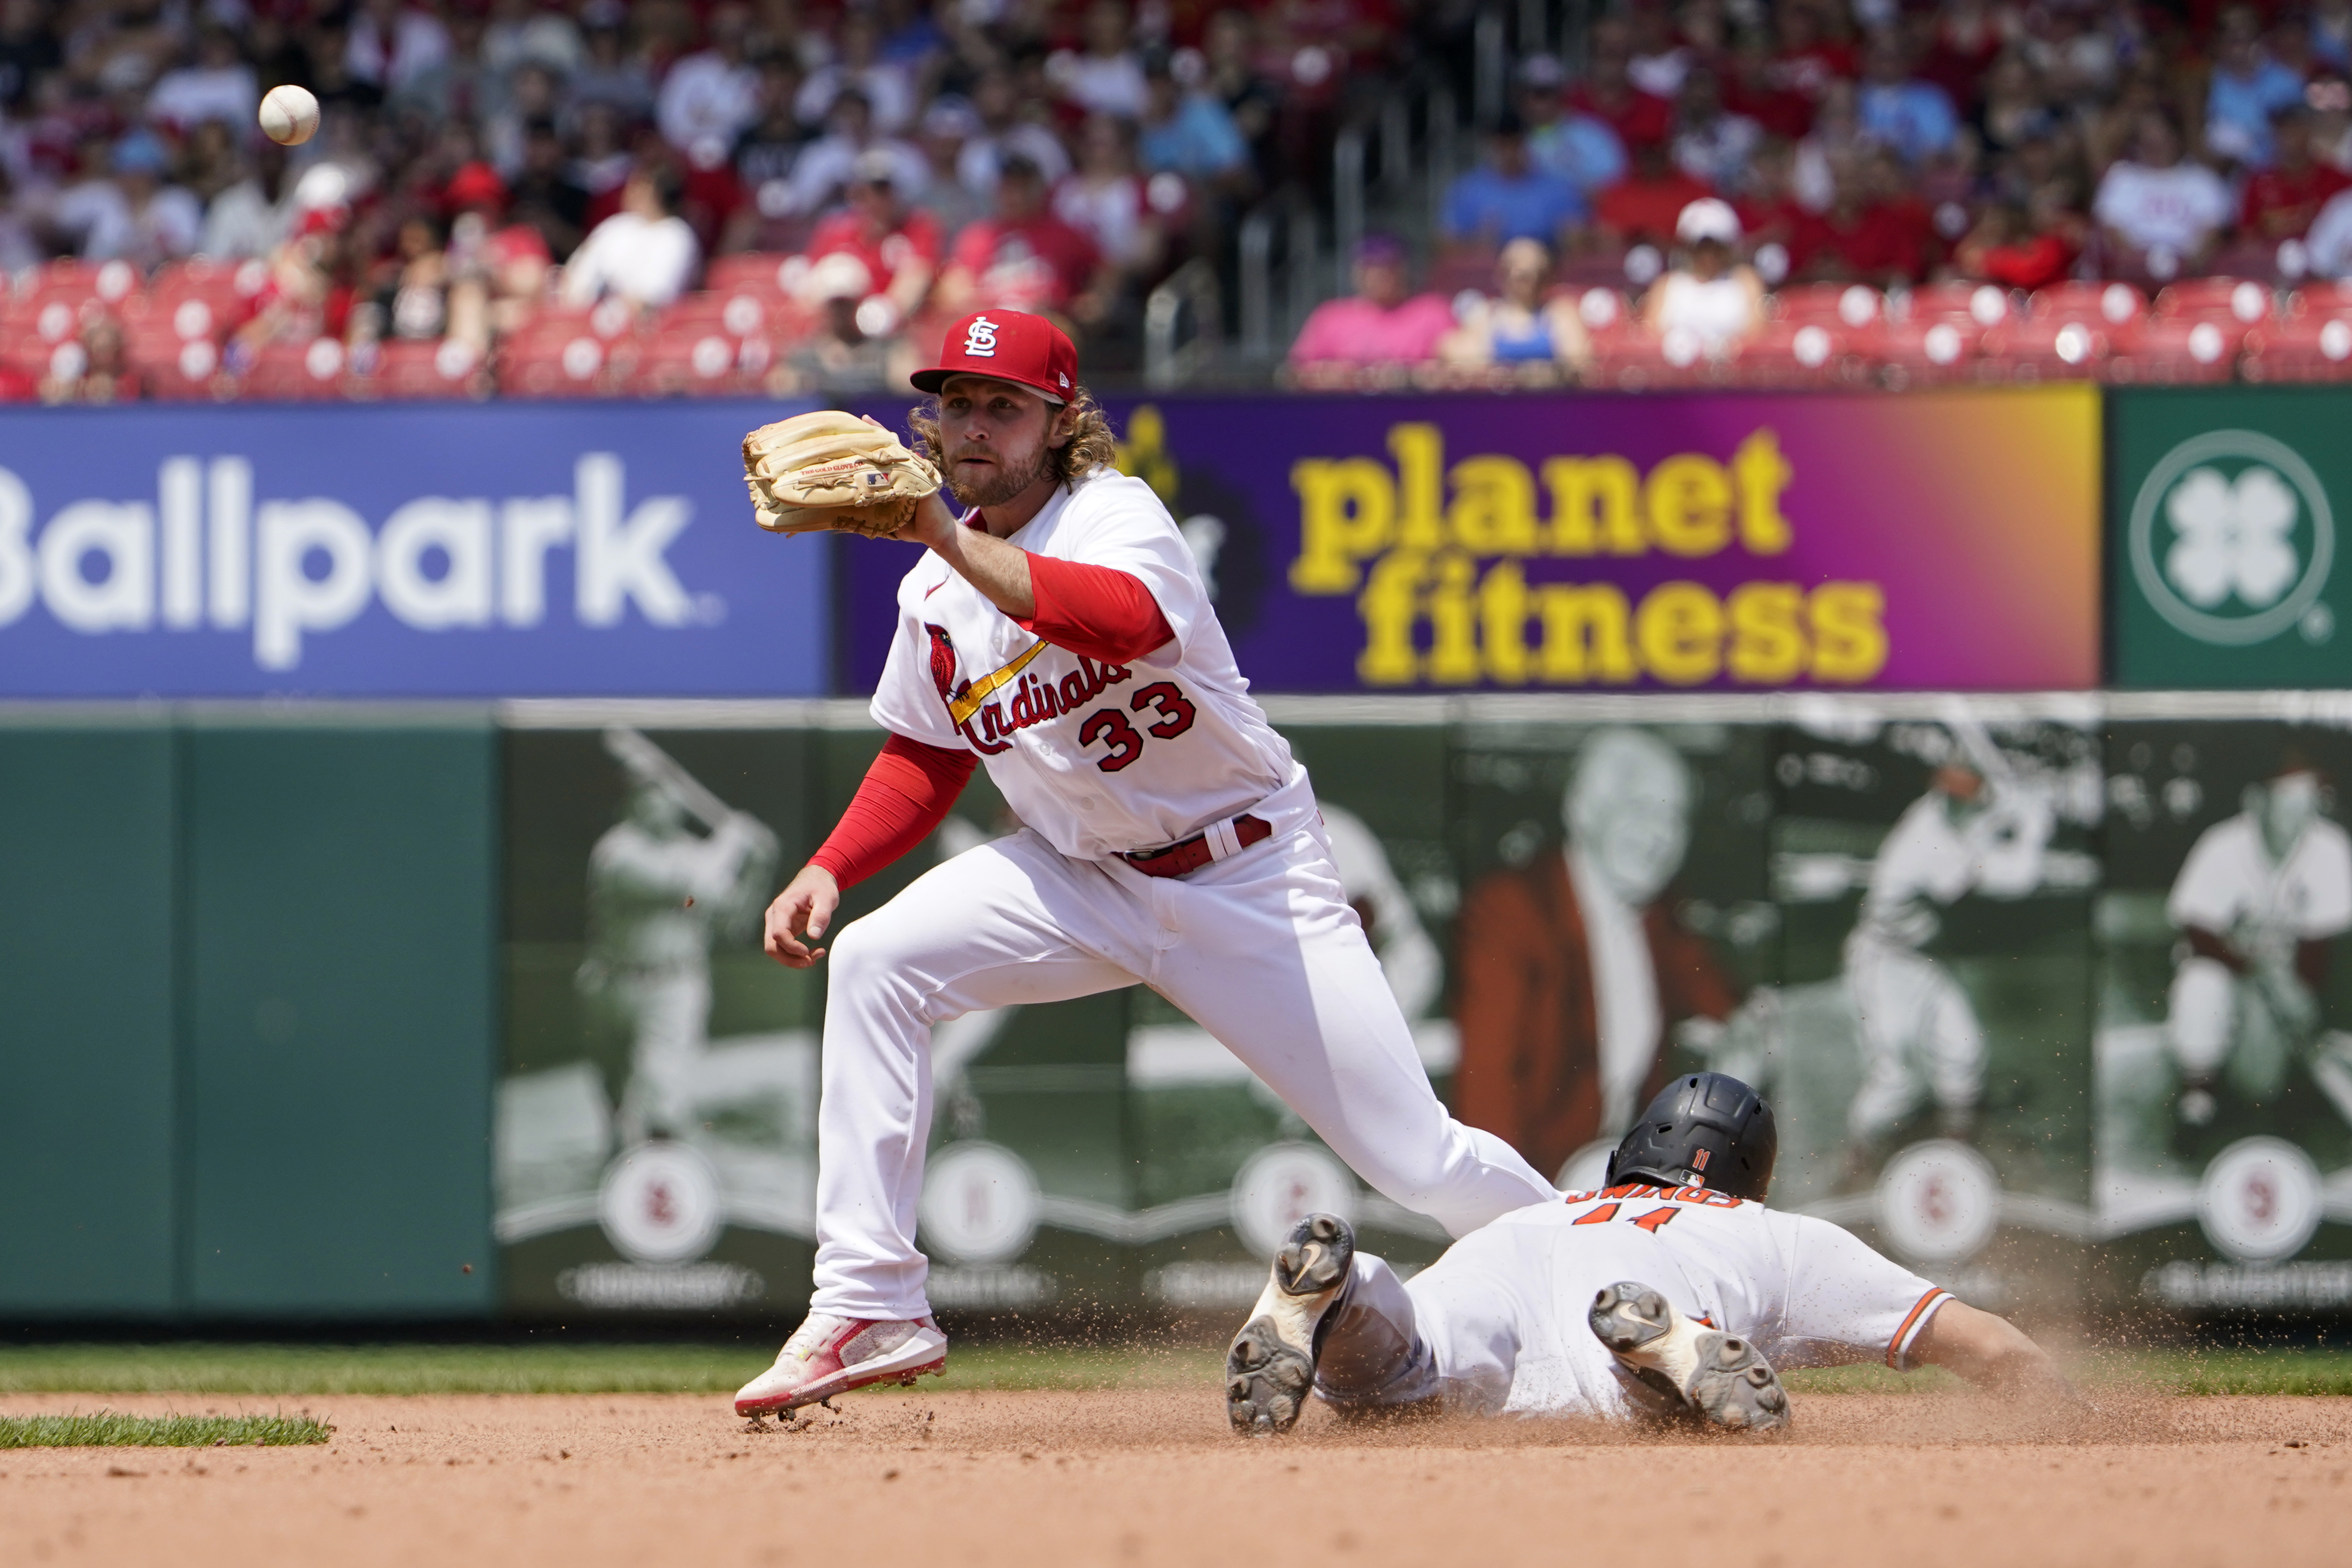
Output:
(904, 491), (1038, 616)
(1909, 1301), (2078, 1402)
(764, 735), (978, 968)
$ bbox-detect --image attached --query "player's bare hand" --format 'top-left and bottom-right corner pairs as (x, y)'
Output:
(898, 489), (959, 550)
(764, 865), (840, 968)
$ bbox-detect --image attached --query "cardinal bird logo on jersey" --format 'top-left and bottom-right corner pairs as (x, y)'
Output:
(925, 624), (966, 708)
(921, 621), (1134, 755)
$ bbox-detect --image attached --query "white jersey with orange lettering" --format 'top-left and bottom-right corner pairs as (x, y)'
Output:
(1314, 1183), (1952, 1418)
(869, 466), (1305, 859)
(808, 466), (1559, 1323)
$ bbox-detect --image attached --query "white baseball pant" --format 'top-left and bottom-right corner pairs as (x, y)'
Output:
(1844, 932), (1986, 1144)
(809, 820), (1559, 1319)
(2167, 955), (2237, 1080)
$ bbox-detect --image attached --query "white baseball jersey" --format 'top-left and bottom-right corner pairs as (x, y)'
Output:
(811, 467), (1562, 1320)
(1857, 788), (2046, 950)
(869, 468), (1302, 860)
(1393, 1183), (1951, 1417)
(2168, 811), (2352, 944)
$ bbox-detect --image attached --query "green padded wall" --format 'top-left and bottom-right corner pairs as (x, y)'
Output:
(0, 723), (178, 1314)
(181, 722), (498, 1317)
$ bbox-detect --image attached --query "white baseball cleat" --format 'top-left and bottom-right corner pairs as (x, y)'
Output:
(1588, 1281), (1790, 1432)
(734, 1313), (947, 1416)
(1226, 1213), (1355, 1436)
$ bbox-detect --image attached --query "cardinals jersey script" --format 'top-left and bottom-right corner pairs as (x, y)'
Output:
(1322, 1183), (1953, 1418)
(871, 469), (1302, 858)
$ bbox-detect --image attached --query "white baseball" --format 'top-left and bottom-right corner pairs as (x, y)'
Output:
(258, 84), (321, 147)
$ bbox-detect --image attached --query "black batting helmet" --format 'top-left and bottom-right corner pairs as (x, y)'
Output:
(1605, 1073), (1777, 1201)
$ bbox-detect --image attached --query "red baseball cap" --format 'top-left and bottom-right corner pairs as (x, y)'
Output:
(911, 310), (1076, 403)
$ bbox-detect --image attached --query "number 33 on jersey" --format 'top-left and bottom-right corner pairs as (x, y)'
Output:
(870, 470), (1302, 864)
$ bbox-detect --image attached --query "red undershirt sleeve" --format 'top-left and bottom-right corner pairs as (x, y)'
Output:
(807, 733), (979, 890)
(1015, 553), (1177, 665)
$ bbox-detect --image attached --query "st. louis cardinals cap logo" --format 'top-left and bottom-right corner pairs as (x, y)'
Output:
(963, 316), (999, 357)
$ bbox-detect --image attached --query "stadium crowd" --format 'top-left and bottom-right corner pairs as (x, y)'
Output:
(4, 0), (2352, 400)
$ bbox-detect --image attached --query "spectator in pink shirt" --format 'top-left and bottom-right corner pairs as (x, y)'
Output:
(1287, 234), (1455, 378)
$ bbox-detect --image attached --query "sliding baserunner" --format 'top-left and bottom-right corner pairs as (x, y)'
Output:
(1226, 1072), (2072, 1433)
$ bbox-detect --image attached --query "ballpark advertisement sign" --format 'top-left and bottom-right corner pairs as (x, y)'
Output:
(838, 386), (2101, 694)
(0, 400), (828, 697)
(2111, 389), (2352, 688)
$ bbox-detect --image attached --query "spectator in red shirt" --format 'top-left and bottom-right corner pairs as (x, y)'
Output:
(1595, 138), (1714, 247)
(1796, 150), (1935, 284)
(1953, 200), (2075, 290)
(935, 155), (1114, 328)
(1571, 18), (1675, 150)
(1769, 1), (1859, 104)
(808, 149), (944, 336)
(1919, 0), (2006, 113)
(2243, 106), (2352, 242)
(1723, 31), (1815, 140)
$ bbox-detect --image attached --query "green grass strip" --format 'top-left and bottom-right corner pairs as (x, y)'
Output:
(1790, 1349), (2352, 1397)
(0, 1342), (1224, 1397)
(2075, 1348), (2352, 1396)
(4, 1343), (2350, 1399)
(0, 1412), (331, 1448)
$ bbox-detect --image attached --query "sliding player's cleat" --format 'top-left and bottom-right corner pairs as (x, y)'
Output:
(1589, 1281), (1790, 1432)
(1226, 1213), (1355, 1436)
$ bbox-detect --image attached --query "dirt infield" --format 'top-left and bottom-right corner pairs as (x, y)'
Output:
(0, 1387), (2345, 1568)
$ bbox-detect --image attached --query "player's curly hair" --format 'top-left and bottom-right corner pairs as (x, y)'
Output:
(907, 384), (1121, 490)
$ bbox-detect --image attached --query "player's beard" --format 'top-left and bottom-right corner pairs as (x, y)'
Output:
(944, 442), (1055, 509)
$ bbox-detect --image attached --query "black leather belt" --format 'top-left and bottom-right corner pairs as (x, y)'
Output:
(1121, 814), (1272, 878)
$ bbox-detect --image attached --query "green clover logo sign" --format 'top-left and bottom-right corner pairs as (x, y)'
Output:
(2129, 430), (2336, 647)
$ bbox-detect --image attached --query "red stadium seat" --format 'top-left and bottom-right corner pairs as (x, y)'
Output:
(125, 259), (261, 347)
(1584, 327), (1728, 391)
(1863, 317), (1988, 387)
(16, 257), (143, 314)
(2152, 278), (2273, 324)
(657, 289), (781, 341)
(1568, 286), (1631, 331)
(1979, 316), (2112, 379)
(702, 253), (807, 302)
(1894, 281), (2014, 328)
(497, 330), (627, 396)
(355, 339), (489, 399)
(1770, 282), (1882, 329)
(1, 292), (110, 358)
(1426, 244), (1502, 299)
(1727, 320), (1866, 387)
(2105, 318), (2246, 383)
(2028, 280), (2146, 327)
(2241, 316), (2352, 382)
(624, 329), (774, 396)
(130, 335), (229, 400)
(2281, 280), (2352, 320)
(238, 337), (352, 400)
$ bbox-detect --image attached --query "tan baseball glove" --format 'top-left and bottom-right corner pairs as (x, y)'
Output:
(743, 409), (943, 538)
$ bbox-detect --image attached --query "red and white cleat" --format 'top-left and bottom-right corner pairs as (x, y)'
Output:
(734, 1313), (948, 1416)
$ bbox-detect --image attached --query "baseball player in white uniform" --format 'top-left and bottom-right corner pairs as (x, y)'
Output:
(1227, 1073), (2070, 1433)
(2166, 756), (2352, 1124)
(734, 311), (1557, 1417)
(1843, 759), (2051, 1153)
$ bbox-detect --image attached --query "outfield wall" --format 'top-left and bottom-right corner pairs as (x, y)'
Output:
(3, 383), (2352, 1325)
(7, 694), (2352, 1324)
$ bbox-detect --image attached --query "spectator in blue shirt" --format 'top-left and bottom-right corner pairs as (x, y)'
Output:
(1138, 54), (1251, 189)
(1519, 55), (1627, 196)
(1442, 111), (1589, 250)
(1856, 34), (1959, 164)
(2207, 5), (2311, 168)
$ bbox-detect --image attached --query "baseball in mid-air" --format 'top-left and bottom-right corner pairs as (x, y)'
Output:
(258, 84), (321, 147)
